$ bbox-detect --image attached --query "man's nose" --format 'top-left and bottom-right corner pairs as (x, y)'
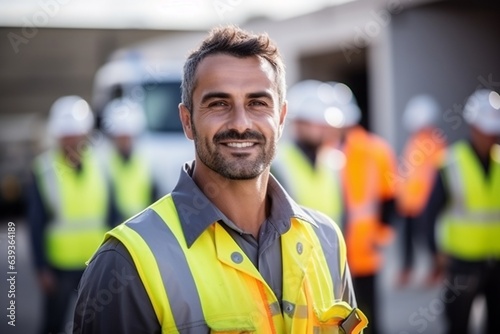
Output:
(227, 104), (252, 133)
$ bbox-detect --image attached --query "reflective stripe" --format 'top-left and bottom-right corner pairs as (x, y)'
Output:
(34, 151), (62, 216)
(347, 201), (378, 224)
(447, 211), (500, 222)
(269, 302), (281, 316)
(49, 219), (104, 231)
(282, 301), (308, 319)
(309, 213), (344, 298)
(125, 209), (206, 330)
(313, 327), (338, 334)
(445, 151), (466, 217)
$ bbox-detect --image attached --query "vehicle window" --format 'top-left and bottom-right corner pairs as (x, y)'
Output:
(143, 81), (183, 133)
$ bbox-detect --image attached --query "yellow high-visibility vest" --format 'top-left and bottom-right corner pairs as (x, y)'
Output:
(105, 194), (367, 333)
(34, 149), (109, 270)
(108, 149), (152, 220)
(438, 141), (500, 260)
(276, 144), (342, 224)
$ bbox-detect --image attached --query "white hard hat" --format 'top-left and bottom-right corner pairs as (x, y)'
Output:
(101, 98), (146, 136)
(463, 89), (500, 135)
(287, 80), (361, 128)
(402, 94), (441, 133)
(48, 95), (94, 138)
(325, 81), (361, 128)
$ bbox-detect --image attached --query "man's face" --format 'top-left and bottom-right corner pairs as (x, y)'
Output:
(472, 125), (499, 150)
(113, 135), (133, 155)
(180, 54), (287, 180)
(58, 134), (87, 166)
(292, 119), (331, 148)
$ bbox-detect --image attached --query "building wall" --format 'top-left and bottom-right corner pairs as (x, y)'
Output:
(389, 1), (500, 152)
(0, 28), (178, 118)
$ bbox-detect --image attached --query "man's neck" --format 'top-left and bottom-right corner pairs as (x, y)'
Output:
(295, 139), (319, 166)
(468, 138), (492, 175)
(192, 166), (270, 239)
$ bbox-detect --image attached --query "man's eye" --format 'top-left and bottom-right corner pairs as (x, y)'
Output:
(208, 101), (227, 107)
(249, 100), (267, 106)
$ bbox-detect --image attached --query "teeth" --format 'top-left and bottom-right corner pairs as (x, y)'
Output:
(226, 142), (254, 148)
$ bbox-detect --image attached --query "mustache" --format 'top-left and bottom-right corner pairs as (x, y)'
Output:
(213, 129), (265, 143)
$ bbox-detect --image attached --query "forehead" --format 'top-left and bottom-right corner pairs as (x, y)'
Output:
(193, 54), (276, 96)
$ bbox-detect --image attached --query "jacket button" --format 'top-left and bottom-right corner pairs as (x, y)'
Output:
(296, 242), (303, 254)
(231, 252), (243, 264)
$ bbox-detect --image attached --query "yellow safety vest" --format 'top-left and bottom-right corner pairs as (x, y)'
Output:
(438, 141), (500, 260)
(34, 149), (108, 270)
(105, 194), (367, 333)
(108, 149), (152, 220)
(277, 144), (342, 225)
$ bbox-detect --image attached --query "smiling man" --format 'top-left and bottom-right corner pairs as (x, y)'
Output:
(73, 25), (367, 334)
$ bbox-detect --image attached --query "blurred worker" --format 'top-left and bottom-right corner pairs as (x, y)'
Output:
(27, 96), (111, 334)
(101, 97), (159, 226)
(324, 82), (398, 334)
(395, 94), (447, 287)
(273, 80), (343, 224)
(424, 89), (500, 334)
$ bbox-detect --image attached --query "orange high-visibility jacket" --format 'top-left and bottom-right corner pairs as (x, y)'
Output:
(396, 128), (447, 217)
(341, 126), (397, 277)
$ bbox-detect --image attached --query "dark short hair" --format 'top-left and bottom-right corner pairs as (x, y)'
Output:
(181, 25), (286, 113)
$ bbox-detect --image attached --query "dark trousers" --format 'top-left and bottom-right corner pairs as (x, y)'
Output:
(401, 216), (416, 270)
(40, 269), (84, 334)
(352, 275), (378, 334)
(444, 259), (500, 334)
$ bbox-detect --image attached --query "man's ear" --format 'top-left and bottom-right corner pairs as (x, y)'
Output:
(179, 103), (194, 140)
(278, 101), (288, 139)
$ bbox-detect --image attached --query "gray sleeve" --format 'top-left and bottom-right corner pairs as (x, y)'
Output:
(72, 237), (160, 334)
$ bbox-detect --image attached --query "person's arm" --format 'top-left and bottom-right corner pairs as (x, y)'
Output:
(106, 183), (122, 228)
(28, 171), (60, 295)
(27, 171), (48, 270)
(380, 198), (398, 226)
(422, 169), (448, 255)
(151, 179), (162, 202)
(377, 138), (400, 226)
(72, 238), (160, 334)
(375, 140), (399, 250)
(420, 168), (448, 283)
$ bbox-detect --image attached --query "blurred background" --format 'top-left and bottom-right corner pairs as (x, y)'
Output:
(1, 0), (499, 333)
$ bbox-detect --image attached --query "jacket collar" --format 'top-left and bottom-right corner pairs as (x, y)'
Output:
(171, 161), (316, 248)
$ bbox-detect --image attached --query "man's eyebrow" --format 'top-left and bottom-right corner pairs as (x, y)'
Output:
(200, 92), (230, 104)
(248, 91), (273, 100)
